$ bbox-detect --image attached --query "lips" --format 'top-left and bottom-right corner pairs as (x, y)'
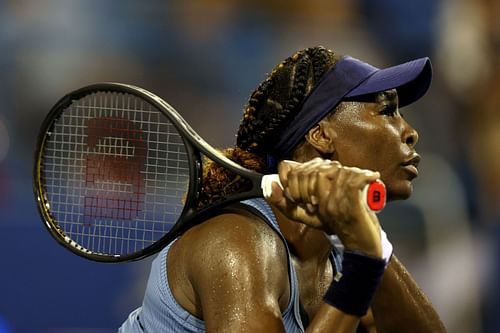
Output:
(401, 154), (421, 177)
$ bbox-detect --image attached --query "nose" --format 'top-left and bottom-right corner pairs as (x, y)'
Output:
(403, 121), (419, 148)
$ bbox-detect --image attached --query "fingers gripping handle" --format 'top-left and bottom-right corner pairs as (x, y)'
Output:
(261, 174), (386, 213)
(262, 174), (392, 265)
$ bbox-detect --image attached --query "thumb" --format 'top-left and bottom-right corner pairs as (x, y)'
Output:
(261, 174), (290, 213)
(264, 176), (287, 211)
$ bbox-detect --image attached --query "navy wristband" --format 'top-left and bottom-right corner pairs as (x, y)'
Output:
(324, 251), (386, 317)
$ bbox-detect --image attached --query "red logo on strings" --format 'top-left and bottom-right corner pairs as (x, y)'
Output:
(84, 117), (146, 224)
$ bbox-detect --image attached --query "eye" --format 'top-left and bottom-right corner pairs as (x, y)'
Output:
(380, 105), (398, 117)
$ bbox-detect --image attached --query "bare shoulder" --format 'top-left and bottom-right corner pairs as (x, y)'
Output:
(168, 209), (291, 319)
(178, 209), (288, 278)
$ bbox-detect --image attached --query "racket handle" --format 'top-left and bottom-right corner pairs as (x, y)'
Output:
(261, 174), (386, 213)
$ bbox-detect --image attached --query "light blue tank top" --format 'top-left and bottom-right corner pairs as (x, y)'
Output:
(119, 198), (342, 332)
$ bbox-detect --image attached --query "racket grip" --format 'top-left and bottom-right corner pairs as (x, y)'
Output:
(261, 174), (386, 213)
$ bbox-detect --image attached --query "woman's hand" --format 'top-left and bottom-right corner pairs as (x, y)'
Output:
(266, 158), (383, 258)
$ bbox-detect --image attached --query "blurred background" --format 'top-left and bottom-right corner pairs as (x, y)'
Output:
(0, 0), (499, 332)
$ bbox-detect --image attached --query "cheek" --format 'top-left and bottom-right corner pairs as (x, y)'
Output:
(334, 124), (398, 172)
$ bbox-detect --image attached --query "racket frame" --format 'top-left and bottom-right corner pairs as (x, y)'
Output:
(33, 83), (263, 262)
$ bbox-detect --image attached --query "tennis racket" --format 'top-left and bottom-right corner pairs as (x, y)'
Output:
(33, 82), (386, 263)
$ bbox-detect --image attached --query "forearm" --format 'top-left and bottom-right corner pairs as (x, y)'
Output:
(371, 255), (447, 333)
(307, 304), (360, 333)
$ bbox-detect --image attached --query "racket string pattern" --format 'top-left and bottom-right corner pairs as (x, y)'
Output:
(40, 91), (190, 258)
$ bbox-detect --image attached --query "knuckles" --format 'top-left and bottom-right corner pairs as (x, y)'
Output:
(278, 158), (375, 201)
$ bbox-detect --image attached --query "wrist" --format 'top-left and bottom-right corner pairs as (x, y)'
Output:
(324, 251), (386, 317)
(325, 227), (393, 267)
(345, 244), (382, 259)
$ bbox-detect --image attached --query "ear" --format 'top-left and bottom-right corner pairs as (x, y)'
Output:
(304, 120), (336, 155)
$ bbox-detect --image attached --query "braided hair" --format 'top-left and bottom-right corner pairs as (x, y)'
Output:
(199, 46), (341, 207)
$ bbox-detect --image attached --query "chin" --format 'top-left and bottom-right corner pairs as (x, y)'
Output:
(386, 180), (414, 201)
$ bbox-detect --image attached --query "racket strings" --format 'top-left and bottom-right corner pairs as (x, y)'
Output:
(41, 91), (190, 257)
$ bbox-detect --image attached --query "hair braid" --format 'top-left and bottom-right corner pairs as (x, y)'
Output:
(310, 46), (334, 83)
(199, 46), (340, 207)
(255, 52), (312, 149)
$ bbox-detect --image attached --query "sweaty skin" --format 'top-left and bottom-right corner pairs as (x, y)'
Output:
(167, 90), (446, 332)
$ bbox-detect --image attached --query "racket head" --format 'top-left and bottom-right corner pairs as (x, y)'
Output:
(34, 83), (201, 262)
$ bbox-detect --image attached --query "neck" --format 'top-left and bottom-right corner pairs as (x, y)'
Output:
(271, 205), (333, 264)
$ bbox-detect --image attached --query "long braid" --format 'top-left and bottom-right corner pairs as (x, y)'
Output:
(263, 51), (312, 148)
(199, 46), (340, 207)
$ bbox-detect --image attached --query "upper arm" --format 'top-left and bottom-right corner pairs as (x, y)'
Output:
(186, 213), (290, 333)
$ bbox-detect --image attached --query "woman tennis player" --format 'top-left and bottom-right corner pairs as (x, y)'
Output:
(119, 46), (447, 332)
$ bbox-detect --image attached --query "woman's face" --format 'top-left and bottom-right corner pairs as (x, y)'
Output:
(327, 89), (420, 200)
